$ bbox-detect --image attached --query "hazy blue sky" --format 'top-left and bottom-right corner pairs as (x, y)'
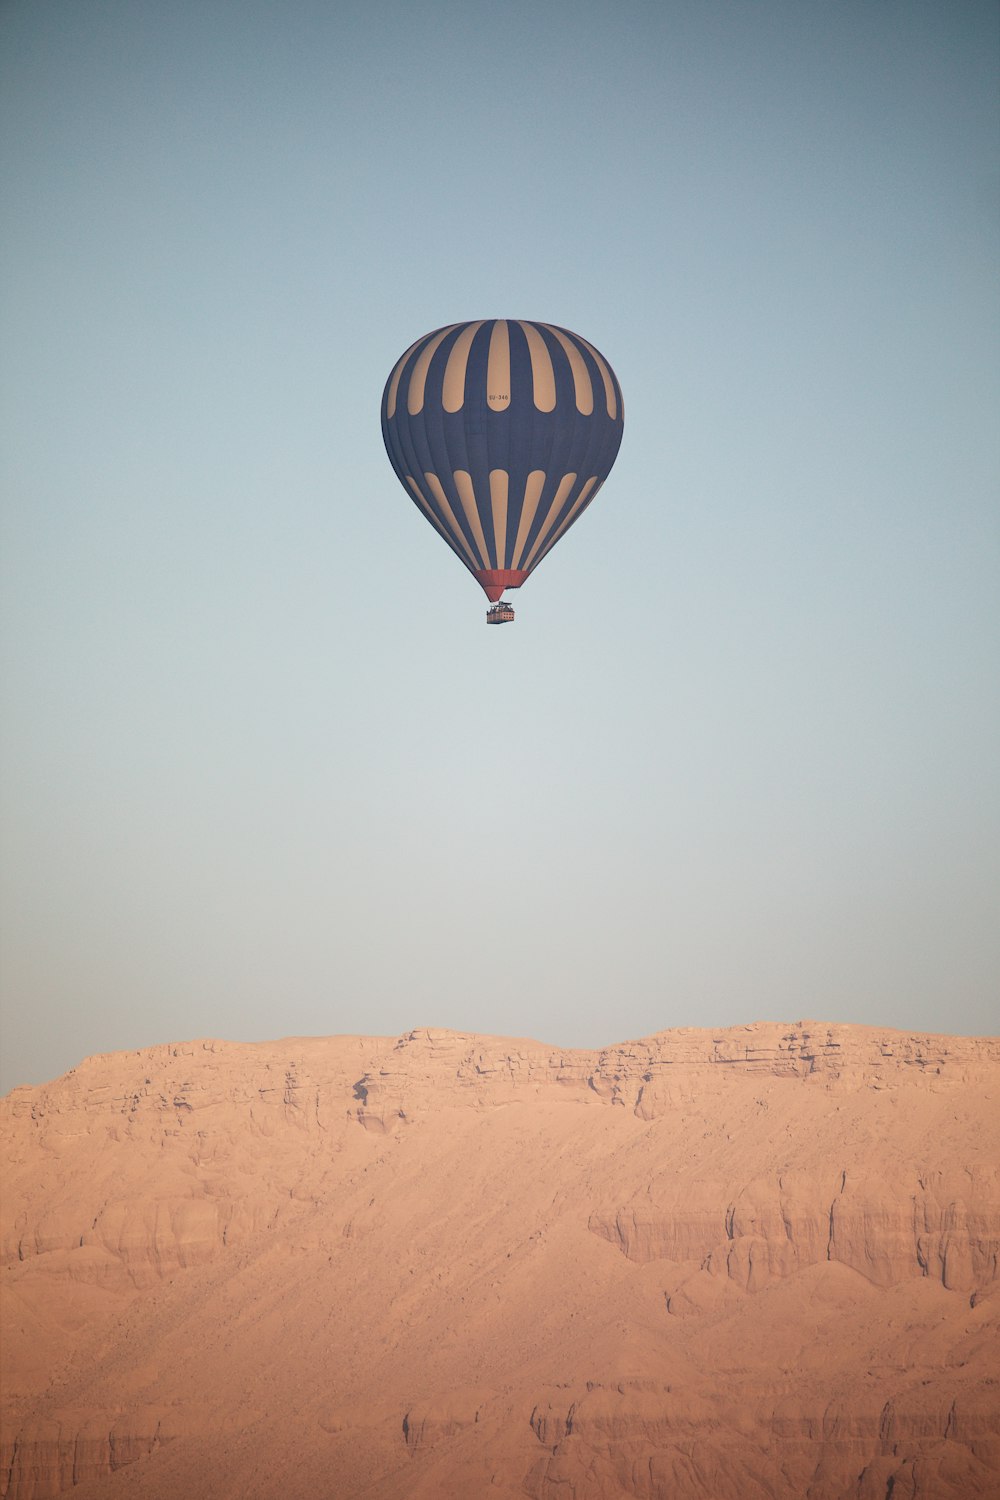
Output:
(2, 0), (998, 1091)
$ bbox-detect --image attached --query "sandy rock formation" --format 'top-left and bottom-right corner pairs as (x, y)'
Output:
(1, 1021), (998, 1498)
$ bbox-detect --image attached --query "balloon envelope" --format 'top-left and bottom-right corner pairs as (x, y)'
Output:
(381, 320), (624, 601)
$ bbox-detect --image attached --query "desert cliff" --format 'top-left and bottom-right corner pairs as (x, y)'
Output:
(1, 1021), (998, 1499)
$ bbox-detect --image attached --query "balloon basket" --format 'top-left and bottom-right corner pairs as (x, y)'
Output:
(486, 602), (516, 625)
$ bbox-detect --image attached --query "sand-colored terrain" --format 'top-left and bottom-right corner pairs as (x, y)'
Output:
(1, 1021), (998, 1499)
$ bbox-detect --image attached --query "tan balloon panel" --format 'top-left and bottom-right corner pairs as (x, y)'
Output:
(489, 469), (509, 564)
(517, 321), (557, 412)
(407, 325), (458, 415)
(511, 470), (548, 570)
(442, 321), (484, 413)
(543, 325), (595, 414)
(487, 320), (511, 410)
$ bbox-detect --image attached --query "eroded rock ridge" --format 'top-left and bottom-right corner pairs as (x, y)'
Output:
(2, 1021), (998, 1498)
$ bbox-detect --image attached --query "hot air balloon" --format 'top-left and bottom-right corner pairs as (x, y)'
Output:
(381, 320), (624, 624)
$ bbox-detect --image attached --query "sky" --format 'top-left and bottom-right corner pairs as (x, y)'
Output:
(1, 0), (998, 1092)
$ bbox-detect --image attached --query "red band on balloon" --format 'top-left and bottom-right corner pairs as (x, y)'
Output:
(474, 569), (529, 602)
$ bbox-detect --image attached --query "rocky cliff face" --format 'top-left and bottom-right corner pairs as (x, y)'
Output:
(1, 1021), (998, 1499)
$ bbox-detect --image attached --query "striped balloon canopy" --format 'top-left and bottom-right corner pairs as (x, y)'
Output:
(381, 320), (624, 604)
